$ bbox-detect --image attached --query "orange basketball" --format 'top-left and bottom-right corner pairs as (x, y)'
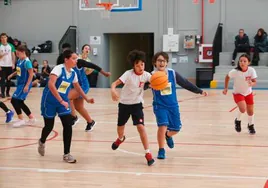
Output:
(150, 71), (168, 90)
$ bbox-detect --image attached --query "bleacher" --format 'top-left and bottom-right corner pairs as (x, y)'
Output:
(213, 52), (268, 89)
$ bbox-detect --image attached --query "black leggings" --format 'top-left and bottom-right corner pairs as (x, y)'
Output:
(0, 67), (13, 95)
(11, 98), (31, 116)
(40, 114), (73, 155)
(0, 101), (9, 113)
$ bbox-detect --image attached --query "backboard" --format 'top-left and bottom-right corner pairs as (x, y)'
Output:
(79, 0), (142, 12)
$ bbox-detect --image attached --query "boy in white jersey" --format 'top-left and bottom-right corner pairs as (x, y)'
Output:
(110, 50), (155, 166)
(223, 54), (257, 134)
(0, 33), (16, 98)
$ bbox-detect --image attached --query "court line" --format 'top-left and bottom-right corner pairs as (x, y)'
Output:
(1, 137), (268, 148)
(0, 125), (58, 151)
(0, 166), (267, 180)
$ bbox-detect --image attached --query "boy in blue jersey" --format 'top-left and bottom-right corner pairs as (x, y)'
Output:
(7, 45), (35, 127)
(151, 52), (208, 159)
(38, 50), (94, 163)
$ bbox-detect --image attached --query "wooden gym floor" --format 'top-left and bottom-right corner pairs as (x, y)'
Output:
(0, 88), (268, 188)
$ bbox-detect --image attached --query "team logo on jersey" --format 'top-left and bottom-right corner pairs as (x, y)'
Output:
(58, 81), (70, 94)
(16, 67), (21, 77)
(139, 82), (145, 88)
(160, 82), (172, 96)
(245, 76), (252, 81)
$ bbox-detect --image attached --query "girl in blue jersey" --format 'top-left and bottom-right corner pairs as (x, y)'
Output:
(7, 45), (35, 127)
(57, 44), (110, 132)
(151, 52), (208, 160)
(38, 50), (94, 163)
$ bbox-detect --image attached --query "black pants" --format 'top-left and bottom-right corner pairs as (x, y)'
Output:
(87, 71), (99, 88)
(11, 98), (31, 116)
(0, 101), (9, 113)
(232, 46), (250, 61)
(40, 114), (73, 155)
(0, 67), (13, 95)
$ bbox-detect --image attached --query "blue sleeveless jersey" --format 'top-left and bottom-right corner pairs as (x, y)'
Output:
(12, 58), (32, 100)
(42, 66), (76, 104)
(152, 69), (178, 108)
(73, 66), (89, 93)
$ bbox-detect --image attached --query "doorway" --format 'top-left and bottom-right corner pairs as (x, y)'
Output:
(105, 33), (154, 84)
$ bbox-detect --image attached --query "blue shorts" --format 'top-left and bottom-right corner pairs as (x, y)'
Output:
(41, 100), (71, 118)
(12, 84), (32, 100)
(153, 105), (182, 132)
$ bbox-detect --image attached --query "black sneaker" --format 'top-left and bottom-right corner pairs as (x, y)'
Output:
(71, 116), (79, 127)
(6, 93), (10, 97)
(231, 61), (235, 66)
(85, 120), (96, 132)
(0, 93), (5, 98)
(235, 118), (241, 132)
(248, 124), (256, 135)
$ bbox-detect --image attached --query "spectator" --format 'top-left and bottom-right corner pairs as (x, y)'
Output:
(231, 29), (250, 66)
(0, 33), (16, 98)
(252, 28), (267, 66)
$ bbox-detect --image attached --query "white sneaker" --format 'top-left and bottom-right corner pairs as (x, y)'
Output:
(26, 118), (36, 125)
(13, 119), (26, 127)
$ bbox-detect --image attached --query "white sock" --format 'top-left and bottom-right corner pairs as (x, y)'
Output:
(145, 149), (150, 154)
(248, 115), (254, 125)
(119, 136), (124, 141)
(236, 111), (243, 121)
(7, 110), (10, 113)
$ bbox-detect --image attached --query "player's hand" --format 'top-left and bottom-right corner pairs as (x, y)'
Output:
(222, 88), (228, 95)
(202, 91), (208, 96)
(7, 75), (12, 80)
(111, 90), (119, 101)
(86, 98), (94, 104)
(23, 85), (29, 93)
(104, 71), (111, 77)
(248, 80), (253, 86)
(61, 100), (69, 109)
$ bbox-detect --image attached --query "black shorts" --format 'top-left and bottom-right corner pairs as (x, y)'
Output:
(117, 103), (144, 126)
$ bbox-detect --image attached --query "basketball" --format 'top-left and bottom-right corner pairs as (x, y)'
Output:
(150, 71), (168, 90)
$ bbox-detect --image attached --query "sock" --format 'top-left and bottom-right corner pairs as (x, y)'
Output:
(236, 111), (243, 121)
(165, 131), (170, 138)
(119, 136), (124, 141)
(145, 149), (150, 154)
(7, 110), (11, 113)
(248, 115), (254, 125)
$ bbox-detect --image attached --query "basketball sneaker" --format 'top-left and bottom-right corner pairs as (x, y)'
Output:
(71, 115), (79, 127)
(166, 132), (174, 148)
(235, 118), (241, 132)
(111, 136), (125, 150)
(38, 139), (45, 156)
(63, 153), (77, 163)
(5, 110), (14, 123)
(157, 148), (166, 159)
(145, 152), (155, 166)
(85, 120), (96, 132)
(248, 124), (256, 135)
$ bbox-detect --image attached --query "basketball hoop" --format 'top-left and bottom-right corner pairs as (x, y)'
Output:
(96, 2), (113, 19)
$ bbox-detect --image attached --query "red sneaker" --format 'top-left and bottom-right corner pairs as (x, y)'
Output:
(145, 153), (155, 166)
(111, 136), (125, 150)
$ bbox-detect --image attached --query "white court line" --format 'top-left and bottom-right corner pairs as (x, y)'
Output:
(0, 166), (267, 180)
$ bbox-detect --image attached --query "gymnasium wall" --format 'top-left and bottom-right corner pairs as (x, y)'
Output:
(1, 0), (268, 87)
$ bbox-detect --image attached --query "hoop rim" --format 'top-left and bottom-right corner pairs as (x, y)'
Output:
(96, 2), (114, 11)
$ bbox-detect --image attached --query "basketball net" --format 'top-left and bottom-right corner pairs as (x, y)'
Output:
(96, 2), (113, 19)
